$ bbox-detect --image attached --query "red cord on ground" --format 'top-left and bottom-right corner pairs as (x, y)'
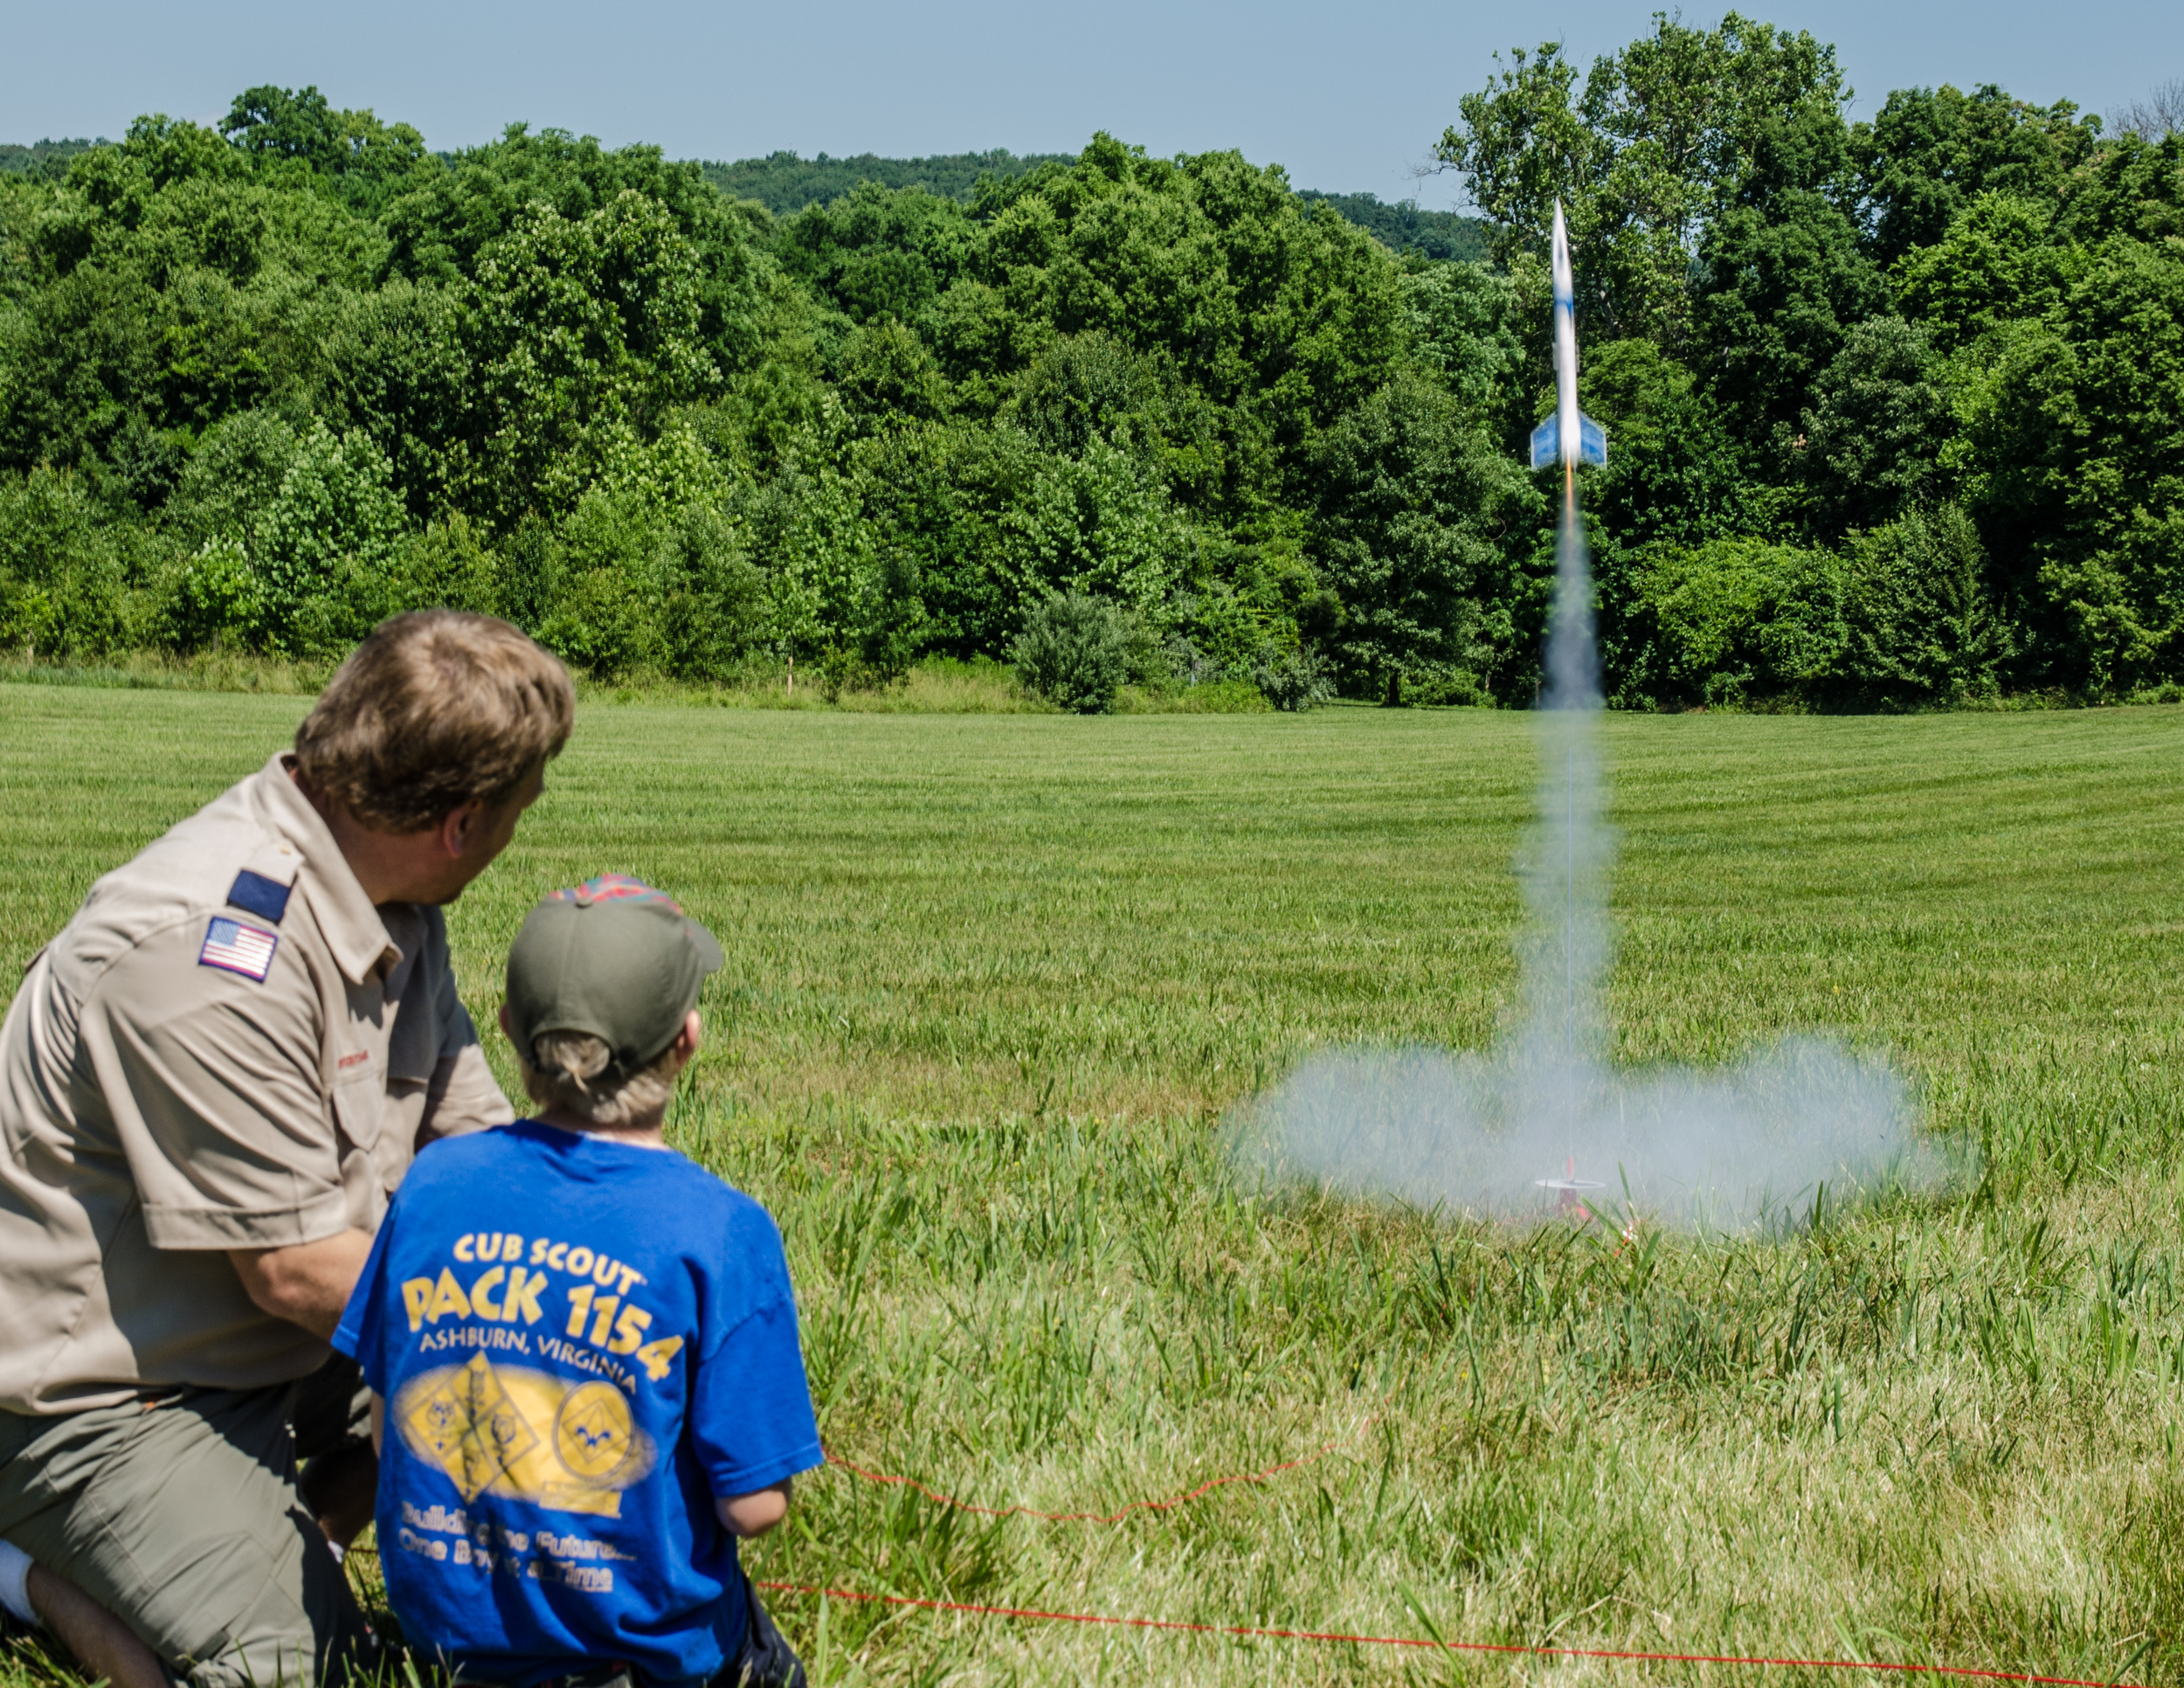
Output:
(345, 1546), (2143, 1685)
(753, 1581), (2149, 1688)
(351, 1442), (2150, 1683)
(821, 1422), (1370, 1522)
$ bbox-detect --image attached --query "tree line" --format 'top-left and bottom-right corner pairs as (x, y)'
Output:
(697, 154), (1490, 267)
(2, 27), (2180, 709)
(700, 150), (1072, 215)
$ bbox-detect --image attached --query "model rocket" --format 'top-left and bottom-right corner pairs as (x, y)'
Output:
(1528, 201), (1608, 473)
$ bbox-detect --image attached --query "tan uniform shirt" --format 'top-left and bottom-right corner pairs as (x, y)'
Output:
(0, 752), (515, 1414)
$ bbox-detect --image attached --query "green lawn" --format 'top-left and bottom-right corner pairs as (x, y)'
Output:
(3, 684), (2182, 1685)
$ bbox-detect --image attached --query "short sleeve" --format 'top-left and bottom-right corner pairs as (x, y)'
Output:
(420, 1030), (516, 1143)
(688, 1294), (823, 1498)
(79, 919), (349, 1250)
(331, 1209), (398, 1394)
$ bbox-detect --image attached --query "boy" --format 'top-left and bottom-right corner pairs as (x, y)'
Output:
(335, 875), (820, 1688)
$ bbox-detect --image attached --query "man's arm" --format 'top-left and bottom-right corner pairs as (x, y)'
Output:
(417, 943), (519, 1147)
(227, 1229), (374, 1341)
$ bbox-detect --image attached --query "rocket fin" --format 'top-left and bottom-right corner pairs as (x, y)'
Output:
(1529, 417), (1557, 470)
(1530, 414), (1607, 467)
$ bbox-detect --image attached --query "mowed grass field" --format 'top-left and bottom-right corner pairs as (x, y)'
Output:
(3, 683), (2182, 1687)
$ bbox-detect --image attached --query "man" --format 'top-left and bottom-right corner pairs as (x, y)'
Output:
(0, 610), (576, 1688)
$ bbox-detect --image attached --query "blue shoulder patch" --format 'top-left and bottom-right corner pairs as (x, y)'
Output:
(227, 869), (291, 925)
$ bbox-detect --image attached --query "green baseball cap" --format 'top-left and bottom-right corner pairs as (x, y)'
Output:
(505, 875), (724, 1081)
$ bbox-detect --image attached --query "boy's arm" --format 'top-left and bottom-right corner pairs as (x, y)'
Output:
(714, 1478), (791, 1539)
(369, 1393), (384, 1456)
(689, 1214), (821, 1541)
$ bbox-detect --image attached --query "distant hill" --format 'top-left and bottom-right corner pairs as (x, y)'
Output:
(1295, 190), (1488, 262)
(702, 149), (1490, 261)
(0, 138), (102, 181)
(701, 149), (1071, 212)
(3, 133), (1489, 263)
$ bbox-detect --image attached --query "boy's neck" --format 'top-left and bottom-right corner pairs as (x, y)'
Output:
(529, 1109), (671, 1150)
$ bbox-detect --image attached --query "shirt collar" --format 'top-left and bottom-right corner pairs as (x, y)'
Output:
(252, 753), (403, 986)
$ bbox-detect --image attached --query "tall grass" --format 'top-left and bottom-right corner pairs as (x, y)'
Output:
(1, 687), (2180, 1685)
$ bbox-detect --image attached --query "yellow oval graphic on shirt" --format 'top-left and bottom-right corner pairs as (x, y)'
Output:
(553, 1381), (638, 1482)
(393, 1353), (655, 1515)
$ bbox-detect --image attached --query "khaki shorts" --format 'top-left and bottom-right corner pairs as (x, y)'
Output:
(0, 1357), (377, 1688)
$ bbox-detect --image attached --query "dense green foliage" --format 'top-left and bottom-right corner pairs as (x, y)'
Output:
(1012, 588), (1131, 713)
(3, 31), (2182, 708)
(6, 690), (2184, 1684)
(1434, 21), (2184, 704)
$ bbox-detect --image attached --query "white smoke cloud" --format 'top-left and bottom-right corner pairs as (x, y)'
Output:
(1234, 508), (1942, 1231)
(1230, 1039), (1932, 1232)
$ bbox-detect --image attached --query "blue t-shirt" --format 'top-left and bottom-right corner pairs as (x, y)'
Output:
(333, 1121), (822, 1686)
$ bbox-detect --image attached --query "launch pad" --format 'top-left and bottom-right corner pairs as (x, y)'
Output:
(1535, 1153), (1605, 1215)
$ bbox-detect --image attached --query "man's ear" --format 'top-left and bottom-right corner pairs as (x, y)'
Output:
(439, 800), (482, 860)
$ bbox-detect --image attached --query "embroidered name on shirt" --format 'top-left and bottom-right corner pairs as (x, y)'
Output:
(338, 1050), (371, 1070)
(200, 917), (278, 981)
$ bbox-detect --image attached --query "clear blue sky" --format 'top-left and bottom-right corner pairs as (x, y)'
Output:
(6, 0), (2178, 207)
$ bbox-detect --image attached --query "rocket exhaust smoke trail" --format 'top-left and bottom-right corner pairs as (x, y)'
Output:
(1233, 206), (1935, 1232)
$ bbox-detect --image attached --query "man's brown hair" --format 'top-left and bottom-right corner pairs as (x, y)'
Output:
(294, 611), (575, 833)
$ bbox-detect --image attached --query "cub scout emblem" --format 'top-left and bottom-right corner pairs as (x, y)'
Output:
(200, 917), (278, 981)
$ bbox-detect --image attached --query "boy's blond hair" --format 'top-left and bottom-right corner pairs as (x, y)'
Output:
(519, 1031), (681, 1128)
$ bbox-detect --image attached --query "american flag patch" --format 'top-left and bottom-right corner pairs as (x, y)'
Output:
(200, 917), (278, 981)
